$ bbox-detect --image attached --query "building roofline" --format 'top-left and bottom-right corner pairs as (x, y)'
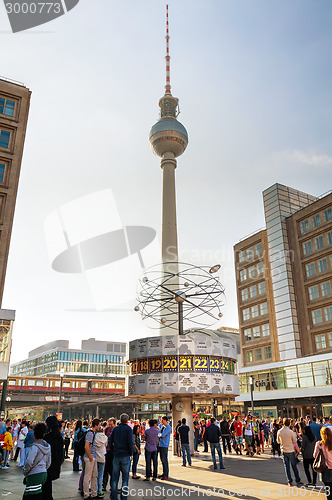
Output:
(0, 75), (26, 87)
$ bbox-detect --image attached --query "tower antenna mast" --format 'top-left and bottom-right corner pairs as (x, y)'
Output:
(165, 4), (171, 95)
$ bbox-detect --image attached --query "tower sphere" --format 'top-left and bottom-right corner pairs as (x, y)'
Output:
(149, 117), (188, 158)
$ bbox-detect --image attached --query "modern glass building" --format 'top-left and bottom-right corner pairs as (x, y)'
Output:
(234, 184), (332, 418)
(10, 338), (127, 379)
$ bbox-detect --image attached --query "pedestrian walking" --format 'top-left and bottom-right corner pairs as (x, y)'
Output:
(42, 416), (64, 500)
(206, 417), (225, 470)
(22, 423), (51, 500)
(158, 416), (171, 480)
(178, 418), (191, 467)
(301, 425), (317, 486)
(95, 425), (107, 497)
(109, 413), (133, 500)
(277, 418), (303, 487)
(83, 418), (101, 500)
(102, 418), (116, 491)
(143, 419), (159, 482)
(132, 424), (141, 479)
(314, 426), (332, 500)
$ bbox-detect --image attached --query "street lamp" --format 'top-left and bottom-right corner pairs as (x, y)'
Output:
(57, 368), (65, 416)
(249, 376), (254, 416)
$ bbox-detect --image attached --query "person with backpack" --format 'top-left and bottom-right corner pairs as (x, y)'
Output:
(83, 418), (101, 500)
(23, 422), (51, 500)
(73, 420), (85, 472)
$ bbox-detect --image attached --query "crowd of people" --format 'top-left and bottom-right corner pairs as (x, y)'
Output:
(0, 413), (332, 500)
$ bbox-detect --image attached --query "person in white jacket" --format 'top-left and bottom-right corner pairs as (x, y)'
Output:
(95, 429), (108, 498)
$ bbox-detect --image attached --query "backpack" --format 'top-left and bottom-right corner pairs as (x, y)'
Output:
(76, 429), (95, 457)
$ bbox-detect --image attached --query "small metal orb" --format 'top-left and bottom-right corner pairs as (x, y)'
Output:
(134, 306), (139, 312)
(218, 312), (223, 318)
(175, 291), (186, 303)
(161, 317), (167, 324)
(143, 277), (148, 283)
(209, 264), (221, 274)
(184, 282), (190, 288)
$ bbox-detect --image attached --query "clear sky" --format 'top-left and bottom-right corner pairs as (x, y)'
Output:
(1, 0), (331, 363)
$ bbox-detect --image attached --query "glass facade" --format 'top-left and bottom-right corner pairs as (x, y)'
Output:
(10, 347), (126, 377)
(240, 359), (332, 393)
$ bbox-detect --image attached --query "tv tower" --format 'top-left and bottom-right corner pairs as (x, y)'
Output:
(149, 4), (188, 263)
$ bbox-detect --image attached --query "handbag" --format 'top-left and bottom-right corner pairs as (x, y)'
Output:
(313, 443), (327, 473)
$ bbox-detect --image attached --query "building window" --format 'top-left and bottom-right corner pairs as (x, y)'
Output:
(260, 302), (268, 315)
(264, 346), (272, 359)
(253, 326), (260, 338)
(315, 236), (324, 250)
(312, 214), (321, 228)
(258, 281), (266, 295)
(312, 309), (323, 324)
(303, 241), (312, 255)
(315, 334), (326, 350)
(0, 163), (5, 182)
(243, 308), (250, 321)
(261, 323), (270, 337)
(321, 282), (331, 297)
(244, 328), (251, 341)
(300, 220), (309, 233)
(239, 269), (247, 282)
(323, 208), (332, 222)
(241, 288), (249, 301)
(239, 251), (245, 263)
(246, 248), (254, 260)
(248, 266), (256, 279)
(325, 306), (332, 322)
(257, 262), (264, 275)
(246, 350), (253, 363)
(309, 285), (319, 300)
(318, 258), (328, 273)
(251, 305), (259, 318)
(0, 129), (10, 148)
(249, 285), (257, 298)
(0, 97), (15, 117)
(306, 263), (316, 277)
(328, 333), (332, 346)
(327, 232), (332, 245)
(255, 243), (262, 256)
(255, 348), (262, 361)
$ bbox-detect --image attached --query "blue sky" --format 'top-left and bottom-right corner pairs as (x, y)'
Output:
(0, 0), (331, 362)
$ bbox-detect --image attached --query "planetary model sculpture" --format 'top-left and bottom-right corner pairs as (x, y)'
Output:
(126, 6), (239, 453)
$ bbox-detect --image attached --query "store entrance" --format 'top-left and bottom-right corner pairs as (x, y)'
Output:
(281, 405), (317, 419)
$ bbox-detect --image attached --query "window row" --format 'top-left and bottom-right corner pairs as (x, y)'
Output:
(300, 208), (332, 234)
(240, 360), (332, 392)
(306, 255), (332, 278)
(308, 281), (331, 301)
(244, 323), (270, 341)
(242, 302), (268, 322)
(312, 306), (332, 325)
(239, 262), (264, 282)
(315, 332), (332, 350)
(238, 243), (263, 263)
(241, 281), (266, 302)
(0, 97), (15, 117)
(302, 231), (332, 255)
(245, 345), (272, 363)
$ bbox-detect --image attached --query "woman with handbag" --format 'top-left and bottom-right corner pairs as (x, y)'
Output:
(313, 426), (332, 499)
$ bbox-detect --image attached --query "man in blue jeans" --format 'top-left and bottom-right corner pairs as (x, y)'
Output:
(109, 414), (133, 500)
(206, 418), (225, 470)
(158, 416), (171, 480)
(277, 418), (303, 487)
(178, 418), (191, 467)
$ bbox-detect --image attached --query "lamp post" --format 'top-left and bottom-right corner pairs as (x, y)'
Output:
(249, 376), (254, 416)
(57, 368), (65, 416)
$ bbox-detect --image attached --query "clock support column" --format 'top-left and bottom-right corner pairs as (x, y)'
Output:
(172, 396), (194, 456)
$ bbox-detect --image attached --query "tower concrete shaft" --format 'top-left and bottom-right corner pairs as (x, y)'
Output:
(161, 153), (178, 262)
